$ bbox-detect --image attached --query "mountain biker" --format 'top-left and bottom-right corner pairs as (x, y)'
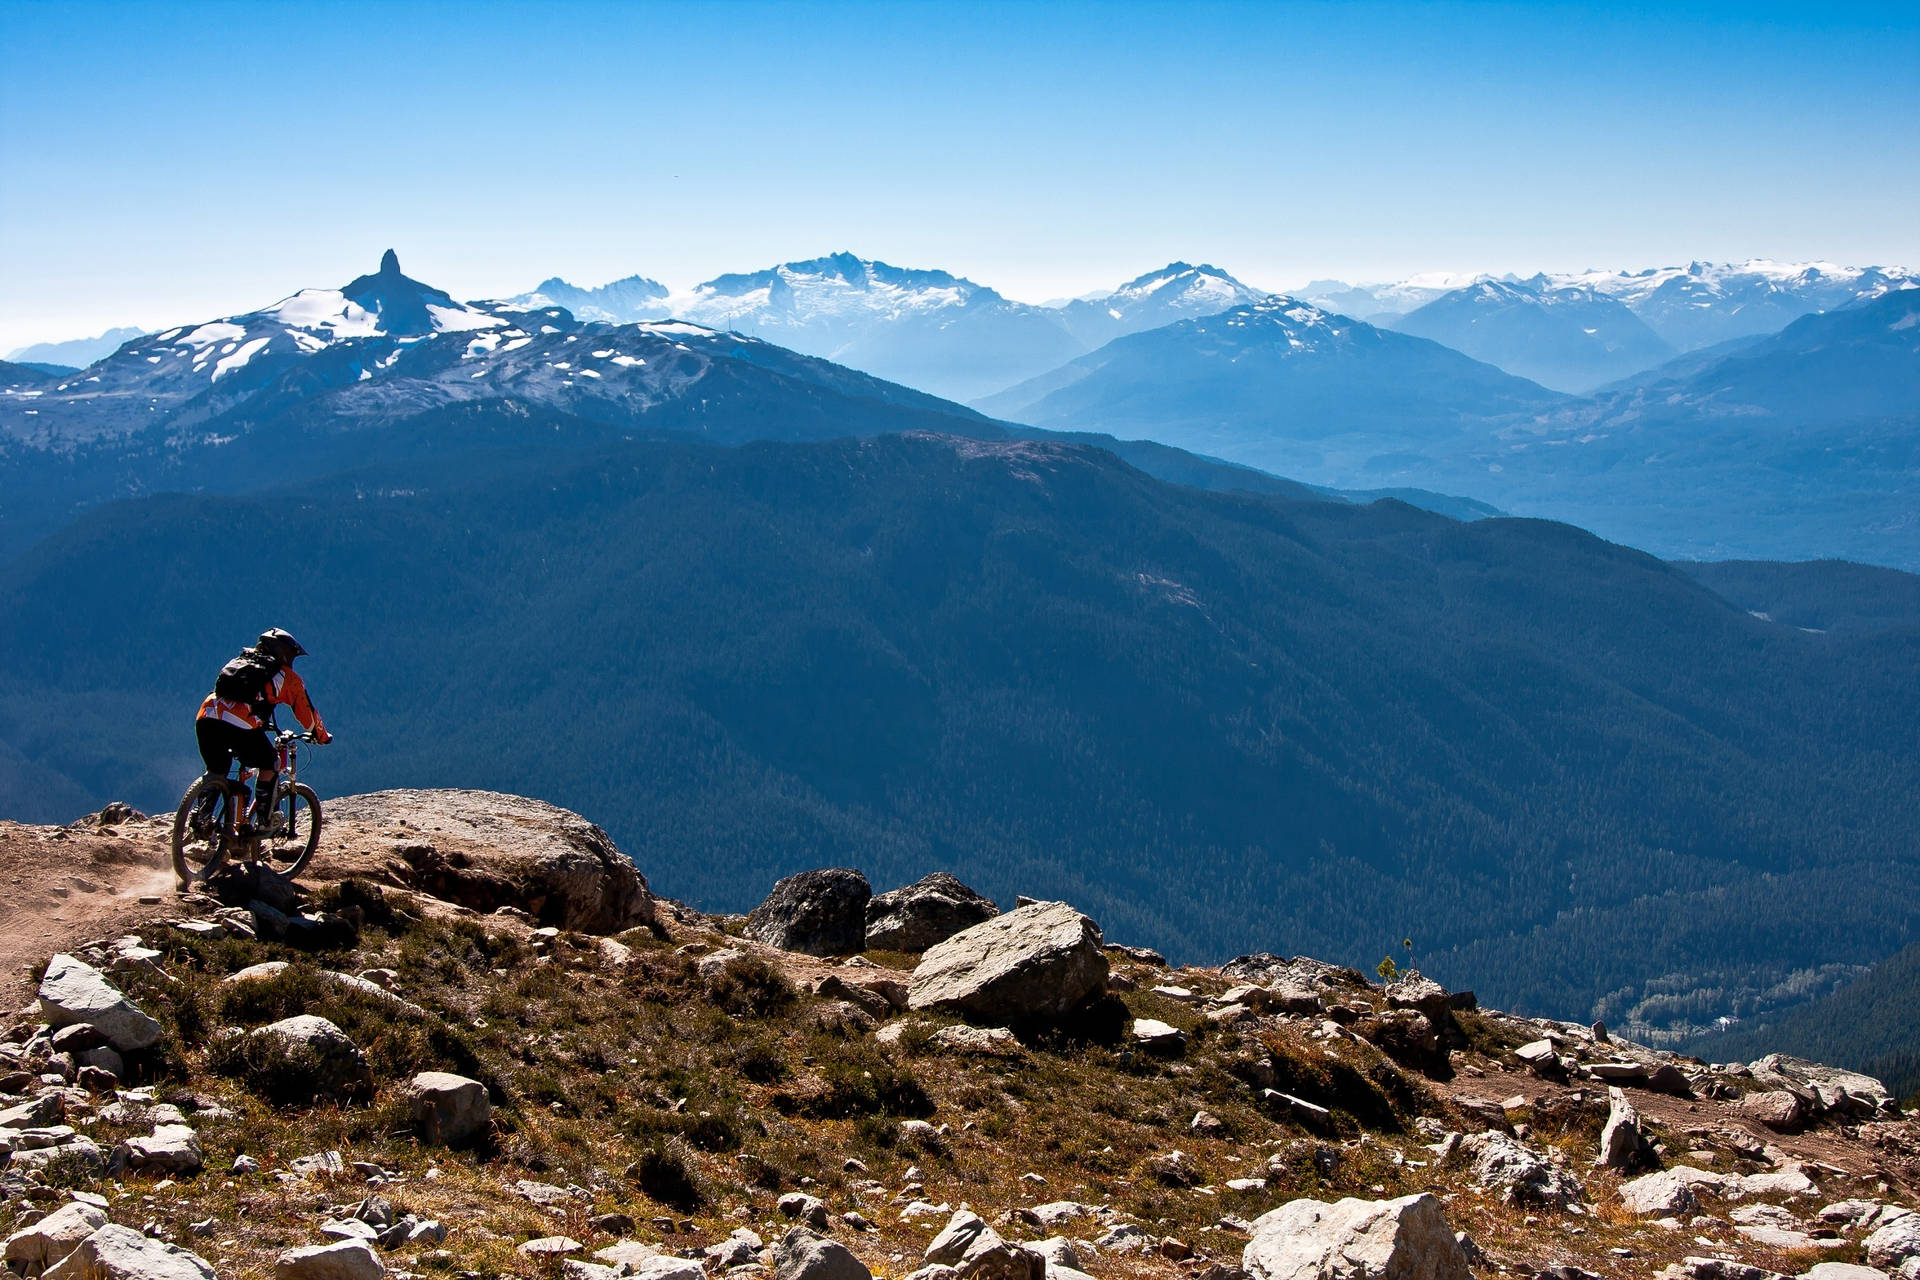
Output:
(195, 628), (330, 831)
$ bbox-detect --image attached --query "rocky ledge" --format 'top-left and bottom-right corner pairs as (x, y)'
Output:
(1, 791), (1916, 1280)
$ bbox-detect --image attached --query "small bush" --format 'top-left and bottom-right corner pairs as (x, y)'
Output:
(629, 1137), (706, 1211)
(704, 955), (798, 1016)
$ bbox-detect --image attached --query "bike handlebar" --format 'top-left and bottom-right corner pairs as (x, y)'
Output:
(274, 730), (329, 745)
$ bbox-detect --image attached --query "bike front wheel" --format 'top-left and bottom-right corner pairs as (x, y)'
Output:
(170, 775), (232, 888)
(259, 783), (321, 879)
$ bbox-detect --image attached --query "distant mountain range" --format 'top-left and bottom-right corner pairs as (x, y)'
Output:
(507, 256), (1264, 402)
(10, 250), (1915, 566)
(974, 296), (1568, 473)
(1303, 260), (1916, 351)
(977, 286), (1920, 568)
(1384, 280), (1675, 393)
(5, 326), (148, 370)
(0, 252), (1469, 559)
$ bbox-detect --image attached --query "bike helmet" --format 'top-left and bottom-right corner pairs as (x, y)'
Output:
(259, 628), (307, 659)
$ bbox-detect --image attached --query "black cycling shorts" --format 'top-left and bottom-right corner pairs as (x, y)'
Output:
(196, 717), (275, 776)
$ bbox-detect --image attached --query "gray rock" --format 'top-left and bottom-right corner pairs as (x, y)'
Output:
(1740, 1090), (1811, 1133)
(43, 1226), (218, 1280)
(909, 902), (1107, 1021)
(1243, 1193), (1470, 1280)
(747, 869), (872, 956)
(37, 956), (162, 1053)
(779, 1194), (831, 1230)
(773, 1227), (871, 1280)
(927, 1026), (1023, 1057)
(4, 1201), (109, 1272)
(325, 789), (656, 933)
(1596, 1086), (1655, 1171)
(707, 1229), (765, 1270)
(520, 1238), (587, 1260)
(1751, 1054), (1893, 1112)
(1867, 1216), (1920, 1271)
(246, 1017), (373, 1100)
(401, 1071), (490, 1146)
(1132, 1019), (1188, 1053)
(1458, 1132), (1585, 1207)
(126, 1124), (203, 1175)
(866, 873), (1000, 953)
(1801, 1265), (1891, 1280)
(275, 1240), (385, 1280)
(925, 1210), (1042, 1280)
(1616, 1169), (1701, 1217)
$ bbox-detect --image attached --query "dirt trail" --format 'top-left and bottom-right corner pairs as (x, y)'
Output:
(0, 815), (178, 1004)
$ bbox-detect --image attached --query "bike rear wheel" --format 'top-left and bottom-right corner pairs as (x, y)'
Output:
(258, 783), (321, 879)
(171, 775), (233, 888)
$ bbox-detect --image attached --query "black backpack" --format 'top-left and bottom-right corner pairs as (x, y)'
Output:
(213, 647), (281, 711)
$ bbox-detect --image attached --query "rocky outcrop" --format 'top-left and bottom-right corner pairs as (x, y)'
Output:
(38, 955), (162, 1053)
(908, 901), (1108, 1021)
(1243, 1193), (1471, 1280)
(402, 1071), (491, 1146)
(1617, 1169), (1702, 1217)
(865, 873), (1000, 952)
(326, 790), (655, 934)
(746, 869), (872, 956)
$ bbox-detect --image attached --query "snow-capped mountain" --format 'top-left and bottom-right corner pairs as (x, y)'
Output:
(1302, 260), (1915, 353)
(0, 251), (519, 448)
(506, 274), (670, 324)
(974, 295), (1564, 478)
(1055, 262), (1267, 347)
(1539, 260), (1918, 351)
(1387, 279), (1676, 393)
(505, 253), (1080, 402)
(507, 257), (1273, 402)
(5, 327), (150, 371)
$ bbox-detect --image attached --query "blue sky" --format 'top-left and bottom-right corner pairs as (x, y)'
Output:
(3, 0), (1917, 351)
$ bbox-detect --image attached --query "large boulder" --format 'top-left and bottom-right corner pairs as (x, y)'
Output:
(1751, 1054), (1894, 1112)
(5, 1202), (109, 1273)
(773, 1227), (871, 1280)
(245, 1016), (373, 1101)
(746, 869), (872, 956)
(42, 1226), (217, 1280)
(866, 873), (1000, 952)
(401, 1072), (490, 1146)
(324, 790), (655, 934)
(1243, 1193), (1471, 1280)
(38, 956), (163, 1053)
(274, 1239), (385, 1280)
(908, 901), (1108, 1021)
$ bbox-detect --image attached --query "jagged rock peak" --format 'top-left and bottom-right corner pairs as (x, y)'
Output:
(379, 248), (401, 275)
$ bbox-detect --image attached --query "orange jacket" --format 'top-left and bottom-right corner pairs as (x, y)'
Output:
(197, 665), (328, 738)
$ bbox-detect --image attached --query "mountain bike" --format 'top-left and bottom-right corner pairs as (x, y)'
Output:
(171, 728), (326, 888)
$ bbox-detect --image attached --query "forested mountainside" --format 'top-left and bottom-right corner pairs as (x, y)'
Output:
(1686, 940), (1920, 1102)
(3, 428), (1916, 1039)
